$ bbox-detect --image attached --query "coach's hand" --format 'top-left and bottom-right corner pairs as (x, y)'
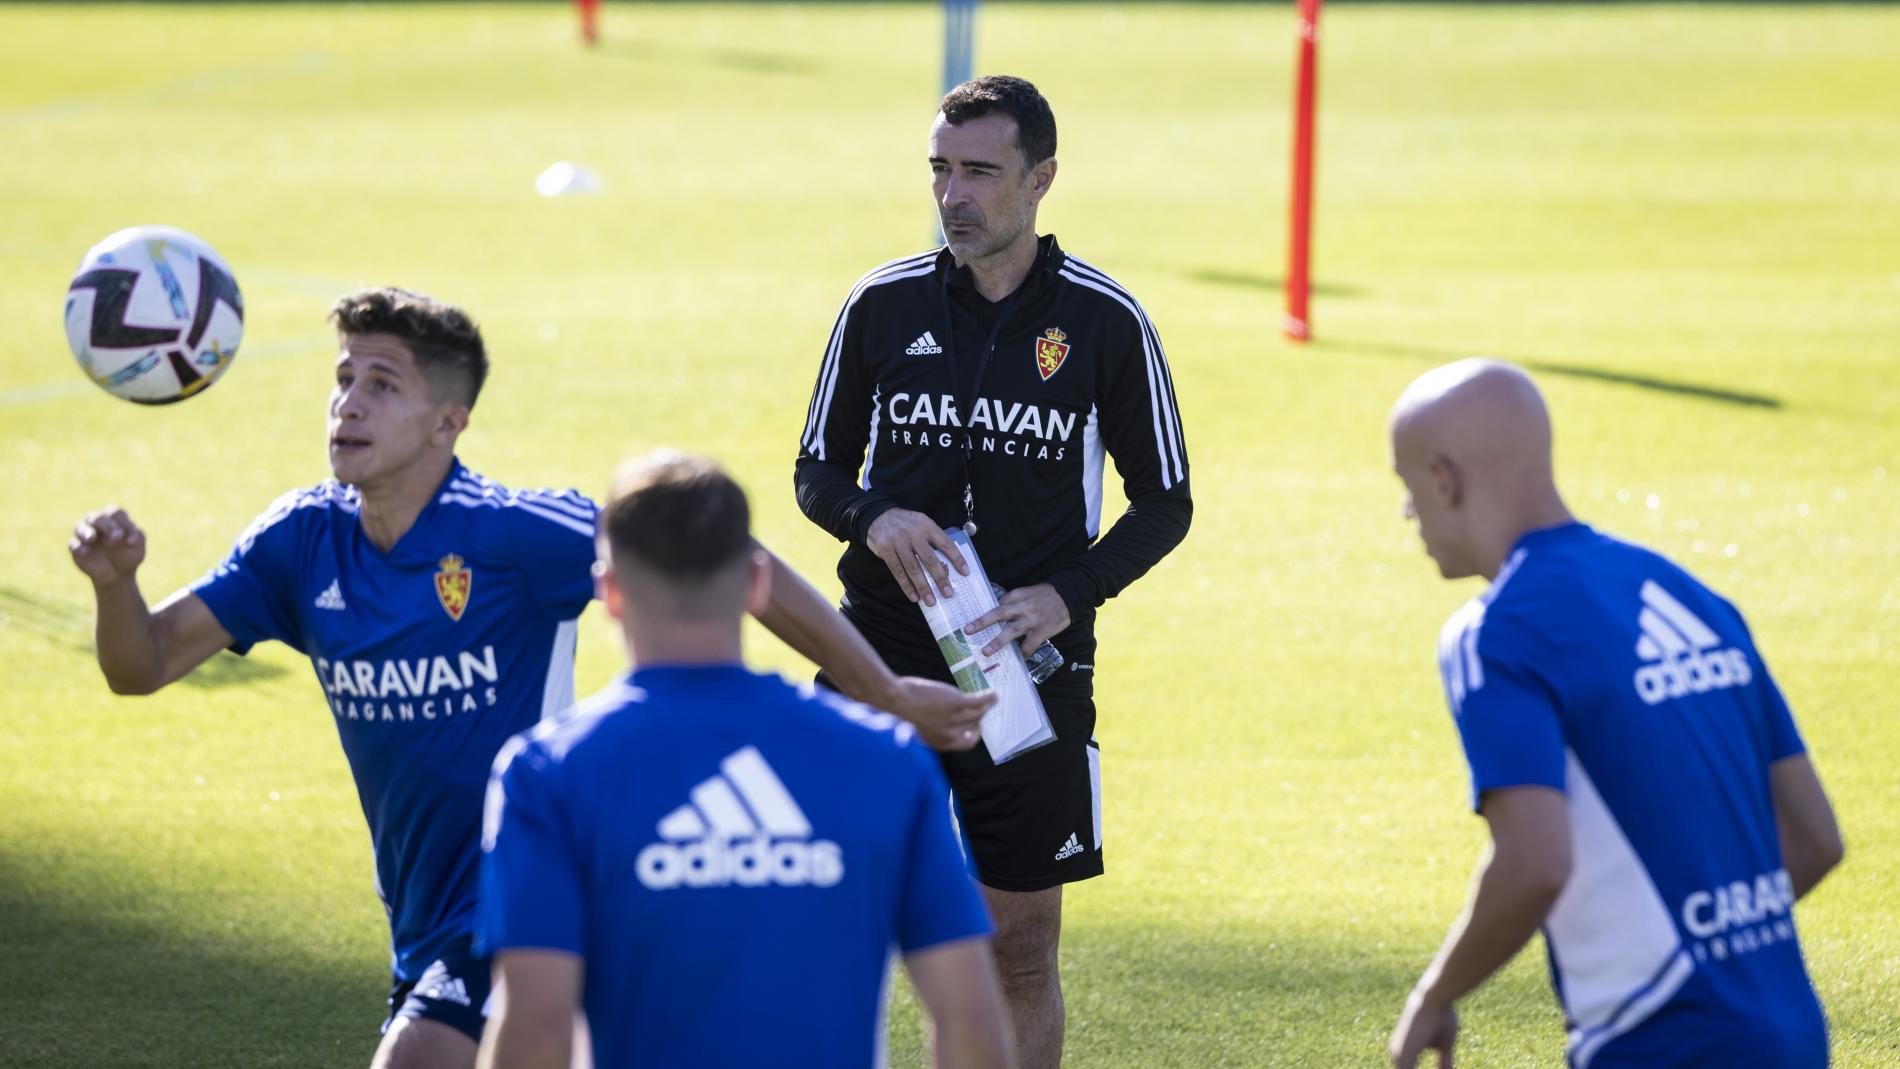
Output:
(70, 507), (148, 587)
(882, 675), (994, 752)
(865, 508), (967, 607)
(1388, 991), (1458, 1069)
(965, 583), (1070, 658)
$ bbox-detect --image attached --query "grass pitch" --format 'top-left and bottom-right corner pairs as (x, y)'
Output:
(2, 4), (1897, 1066)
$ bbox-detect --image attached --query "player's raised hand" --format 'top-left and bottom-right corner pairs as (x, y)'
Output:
(865, 508), (968, 607)
(70, 507), (148, 586)
(883, 675), (994, 752)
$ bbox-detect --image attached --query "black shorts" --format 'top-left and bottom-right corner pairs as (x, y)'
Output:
(820, 662), (1103, 893)
(384, 936), (491, 1044)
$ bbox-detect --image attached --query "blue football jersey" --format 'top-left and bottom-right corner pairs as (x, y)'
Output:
(1437, 522), (1826, 1069)
(191, 460), (597, 981)
(479, 665), (992, 1069)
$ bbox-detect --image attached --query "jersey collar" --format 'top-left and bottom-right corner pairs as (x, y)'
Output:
(354, 456), (468, 559)
(938, 233), (1066, 297)
(626, 663), (766, 693)
(1512, 520), (1593, 553)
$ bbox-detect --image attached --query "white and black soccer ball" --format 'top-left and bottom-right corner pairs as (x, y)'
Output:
(64, 226), (244, 404)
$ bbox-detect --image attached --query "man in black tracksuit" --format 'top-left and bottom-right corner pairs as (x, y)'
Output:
(795, 76), (1189, 1067)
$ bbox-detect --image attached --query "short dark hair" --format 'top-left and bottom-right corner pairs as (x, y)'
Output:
(329, 287), (488, 408)
(940, 75), (1057, 170)
(602, 452), (753, 590)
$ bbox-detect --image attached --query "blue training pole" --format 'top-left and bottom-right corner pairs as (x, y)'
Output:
(943, 0), (976, 95)
(936, 0), (977, 245)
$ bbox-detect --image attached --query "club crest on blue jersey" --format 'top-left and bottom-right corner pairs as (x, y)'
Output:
(435, 553), (472, 621)
(1035, 327), (1070, 382)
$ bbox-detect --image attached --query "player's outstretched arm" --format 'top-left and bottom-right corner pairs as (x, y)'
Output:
(751, 544), (992, 751)
(1769, 754), (1844, 898)
(904, 936), (1016, 1069)
(478, 950), (580, 1069)
(1390, 785), (1570, 1069)
(71, 507), (234, 695)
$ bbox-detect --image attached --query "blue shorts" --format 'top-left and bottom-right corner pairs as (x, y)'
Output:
(384, 937), (491, 1044)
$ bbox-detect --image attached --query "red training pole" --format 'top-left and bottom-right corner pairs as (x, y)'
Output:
(577, 0), (601, 46)
(1285, 0), (1322, 341)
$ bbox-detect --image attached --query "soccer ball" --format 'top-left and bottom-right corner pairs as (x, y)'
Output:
(64, 226), (245, 404)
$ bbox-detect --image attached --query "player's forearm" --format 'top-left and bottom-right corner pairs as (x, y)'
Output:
(1782, 841), (1840, 901)
(754, 550), (899, 708)
(933, 1021), (1015, 1069)
(1771, 756), (1845, 899)
(1413, 845), (1565, 1009)
(90, 576), (168, 695)
(476, 1016), (571, 1069)
(1781, 828), (1844, 899)
(910, 940), (1017, 1069)
(1045, 487), (1192, 617)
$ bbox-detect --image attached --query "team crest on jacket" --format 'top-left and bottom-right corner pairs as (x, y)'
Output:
(434, 554), (472, 621)
(1035, 327), (1070, 382)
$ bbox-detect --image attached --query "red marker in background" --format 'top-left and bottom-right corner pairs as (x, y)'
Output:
(1286, 0), (1323, 342)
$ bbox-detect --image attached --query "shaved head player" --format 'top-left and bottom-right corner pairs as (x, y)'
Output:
(1386, 359), (1842, 1069)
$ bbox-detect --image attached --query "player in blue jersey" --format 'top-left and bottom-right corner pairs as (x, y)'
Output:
(477, 452), (1013, 1069)
(1383, 359), (1844, 1069)
(67, 288), (993, 1069)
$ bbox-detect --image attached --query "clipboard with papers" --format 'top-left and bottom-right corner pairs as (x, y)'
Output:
(915, 527), (1057, 764)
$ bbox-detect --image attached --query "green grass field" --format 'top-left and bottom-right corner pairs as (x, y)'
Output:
(3, 3), (1897, 1065)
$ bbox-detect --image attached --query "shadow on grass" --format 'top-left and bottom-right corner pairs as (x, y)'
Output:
(883, 916), (1518, 1066)
(0, 842), (375, 1069)
(0, 586), (288, 689)
(175, 649), (292, 690)
(1188, 268), (1365, 300)
(0, 586), (91, 654)
(1318, 337), (1783, 410)
(596, 36), (822, 76)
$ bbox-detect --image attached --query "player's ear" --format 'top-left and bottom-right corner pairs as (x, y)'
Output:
(743, 548), (772, 618)
(1430, 454), (1462, 509)
(594, 559), (625, 620)
(1028, 156), (1057, 204)
(433, 403), (470, 443)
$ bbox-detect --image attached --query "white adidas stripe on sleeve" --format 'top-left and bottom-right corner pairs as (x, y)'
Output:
(1055, 262), (1187, 488)
(803, 252), (940, 460)
(437, 491), (596, 539)
(1061, 258), (1188, 476)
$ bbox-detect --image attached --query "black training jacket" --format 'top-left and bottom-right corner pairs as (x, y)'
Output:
(795, 235), (1191, 670)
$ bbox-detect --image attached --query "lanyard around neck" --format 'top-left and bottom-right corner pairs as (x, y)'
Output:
(936, 269), (1030, 533)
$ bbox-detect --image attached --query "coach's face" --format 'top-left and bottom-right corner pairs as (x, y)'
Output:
(328, 334), (463, 490)
(931, 112), (1055, 263)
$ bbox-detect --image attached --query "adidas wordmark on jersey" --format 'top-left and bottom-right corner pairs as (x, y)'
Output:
(637, 746), (844, 890)
(1632, 580), (1752, 705)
